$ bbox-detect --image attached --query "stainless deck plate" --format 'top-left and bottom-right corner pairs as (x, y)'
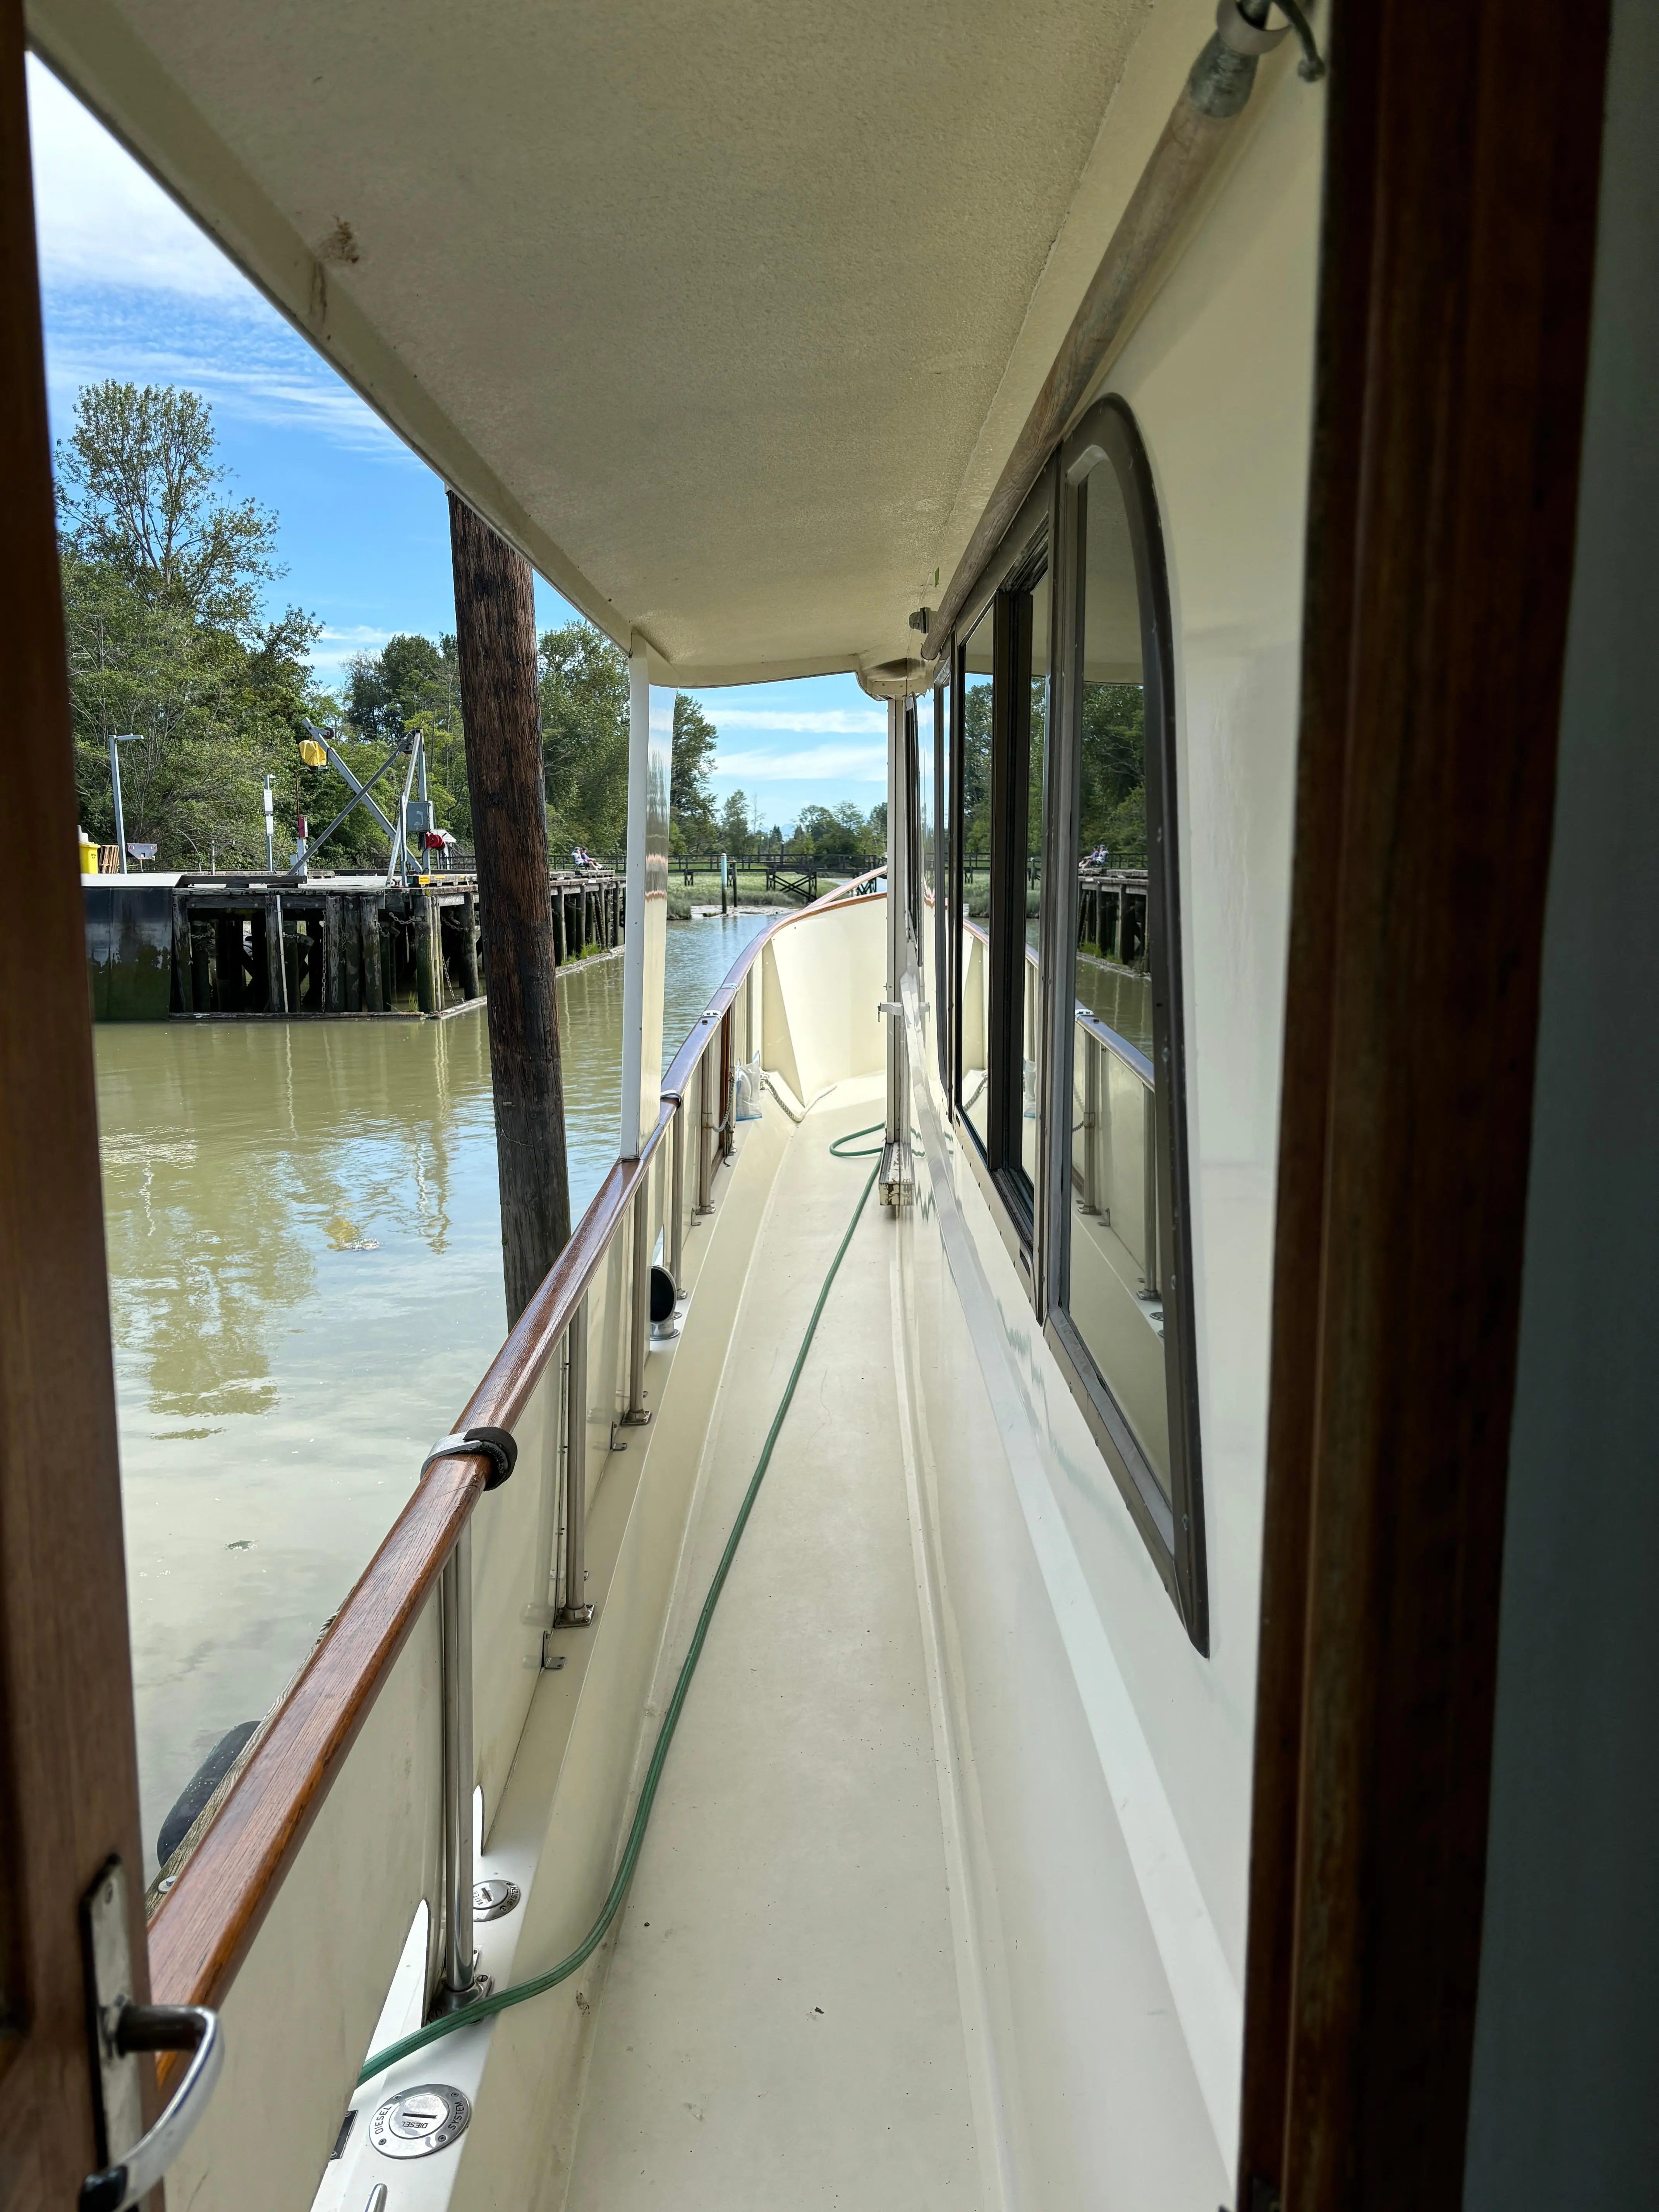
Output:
(369, 2085), (471, 2159)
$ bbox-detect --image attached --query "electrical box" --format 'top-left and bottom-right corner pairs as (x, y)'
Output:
(405, 800), (436, 838)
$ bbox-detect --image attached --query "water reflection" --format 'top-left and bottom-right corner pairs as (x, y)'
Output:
(100, 915), (770, 1873)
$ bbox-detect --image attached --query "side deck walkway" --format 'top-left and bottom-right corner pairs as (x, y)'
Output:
(563, 1079), (984, 2210)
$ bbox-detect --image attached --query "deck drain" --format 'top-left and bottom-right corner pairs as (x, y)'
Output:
(369, 2084), (471, 2158)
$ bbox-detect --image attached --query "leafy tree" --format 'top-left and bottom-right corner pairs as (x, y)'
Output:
(57, 381), (278, 627)
(58, 380), (323, 868)
(961, 679), (992, 857)
(719, 790), (753, 852)
(672, 696), (718, 847)
(1079, 681), (1146, 857)
(539, 621), (630, 858)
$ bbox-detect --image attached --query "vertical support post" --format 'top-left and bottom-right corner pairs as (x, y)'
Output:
(460, 891), (480, 1002)
(438, 1522), (480, 2008)
(670, 1094), (686, 1290)
(625, 1182), (651, 1424)
(719, 1008), (734, 1163)
(262, 895), (284, 1014)
(450, 493), (570, 1323)
(1142, 1080), (1161, 1298)
(361, 898), (383, 1013)
(885, 696), (905, 1151)
(558, 1298), (592, 1625)
(1082, 1027), (1100, 1215)
(323, 893), (341, 1012)
(696, 1044), (714, 1216)
(416, 892), (436, 1014)
(171, 893), (193, 1014)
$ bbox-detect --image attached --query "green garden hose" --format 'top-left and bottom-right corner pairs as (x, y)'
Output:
(358, 1121), (888, 2087)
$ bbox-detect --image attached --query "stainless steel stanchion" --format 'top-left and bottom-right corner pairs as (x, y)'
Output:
(670, 1097), (686, 1290)
(557, 1299), (593, 1625)
(438, 1523), (482, 2008)
(624, 1184), (650, 1424)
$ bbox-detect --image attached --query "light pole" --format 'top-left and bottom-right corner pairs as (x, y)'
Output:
(107, 733), (140, 873)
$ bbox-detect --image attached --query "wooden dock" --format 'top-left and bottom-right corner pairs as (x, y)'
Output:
(1077, 865), (1149, 969)
(84, 867), (622, 1022)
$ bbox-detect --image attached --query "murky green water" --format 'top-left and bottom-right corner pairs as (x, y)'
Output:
(96, 915), (772, 1875)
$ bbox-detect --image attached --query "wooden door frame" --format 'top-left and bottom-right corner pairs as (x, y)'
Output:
(0, 4), (155, 2199)
(1235, 1), (1612, 2206)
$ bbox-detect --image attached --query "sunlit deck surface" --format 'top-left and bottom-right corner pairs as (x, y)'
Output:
(565, 1076), (983, 2210)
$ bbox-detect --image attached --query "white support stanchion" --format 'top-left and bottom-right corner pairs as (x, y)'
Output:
(619, 641), (673, 1160)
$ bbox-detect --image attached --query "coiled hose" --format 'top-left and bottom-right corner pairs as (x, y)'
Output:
(358, 1120), (887, 2086)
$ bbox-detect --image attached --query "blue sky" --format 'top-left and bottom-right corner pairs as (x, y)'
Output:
(25, 58), (888, 834)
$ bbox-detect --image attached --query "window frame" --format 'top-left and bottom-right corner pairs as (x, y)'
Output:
(943, 405), (1207, 1647)
(1045, 394), (1206, 1646)
(949, 469), (1057, 1281)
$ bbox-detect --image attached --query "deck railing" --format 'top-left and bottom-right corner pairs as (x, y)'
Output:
(145, 867), (886, 2107)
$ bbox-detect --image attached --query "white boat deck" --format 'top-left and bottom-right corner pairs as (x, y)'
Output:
(564, 1078), (985, 2210)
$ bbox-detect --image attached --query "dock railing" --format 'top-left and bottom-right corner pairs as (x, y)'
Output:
(143, 869), (886, 2166)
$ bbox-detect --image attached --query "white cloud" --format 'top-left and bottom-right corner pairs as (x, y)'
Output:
(714, 742), (888, 781)
(27, 58), (249, 304)
(702, 706), (885, 735)
(308, 626), (398, 673)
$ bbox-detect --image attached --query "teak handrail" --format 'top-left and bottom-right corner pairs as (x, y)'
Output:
(147, 872), (883, 2028)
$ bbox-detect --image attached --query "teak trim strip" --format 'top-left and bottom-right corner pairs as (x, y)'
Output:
(147, 871), (884, 2032)
(1235, 0), (1611, 2205)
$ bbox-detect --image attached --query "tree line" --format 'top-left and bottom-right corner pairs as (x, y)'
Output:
(59, 380), (888, 876)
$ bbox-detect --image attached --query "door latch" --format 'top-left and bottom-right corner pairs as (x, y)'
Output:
(79, 1856), (224, 2212)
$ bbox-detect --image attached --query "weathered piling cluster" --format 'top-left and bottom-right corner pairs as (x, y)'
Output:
(1078, 866), (1149, 969)
(83, 867), (622, 1021)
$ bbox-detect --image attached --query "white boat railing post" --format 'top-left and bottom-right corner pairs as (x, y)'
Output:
(696, 1045), (714, 1216)
(625, 1184), (651, 1425)
(558, 1298), (593, 1625)
(1082, 1026), (1100, 1215)
(437, 1520), (480, 2008)
(670, 1096), (686, 1290)
(1142, 1080), (1162, 1298)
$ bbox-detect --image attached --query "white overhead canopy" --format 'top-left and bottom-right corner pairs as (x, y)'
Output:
(29, 0), (1210, 683)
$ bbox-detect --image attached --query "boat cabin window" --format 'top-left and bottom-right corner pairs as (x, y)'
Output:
(943, 400), (1205, 1642)
(955, 547), (1048, 1235)
(1049, 397), (1205, 1640)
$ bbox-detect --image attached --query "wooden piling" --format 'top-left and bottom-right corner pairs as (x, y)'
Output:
(415, 892), (436, 1013)
(460, 892), (480, 1001)
(262, 895), (284, 1013)
(450, 491), (571, 1321)
(172, 893), (193, 1013)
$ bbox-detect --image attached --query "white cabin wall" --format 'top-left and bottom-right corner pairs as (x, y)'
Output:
(895, 58), (1324, 2205)
(1069, 55), (1324, 1963)
(1463, 2), (1659, 2201)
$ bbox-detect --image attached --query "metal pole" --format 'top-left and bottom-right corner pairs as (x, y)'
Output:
(108, 733), (131, 872)
(696, 1044), (713, 1216)
(670, 1096), (686, 1290)
(1082, 1029), (1100, 1215)
(438, 1522), (480, 2008)
(625, 1183), (650, 1423)
(558, 1299), (593, 1625)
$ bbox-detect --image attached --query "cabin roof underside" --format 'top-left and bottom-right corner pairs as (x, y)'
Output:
(28, 0), (1205, 684)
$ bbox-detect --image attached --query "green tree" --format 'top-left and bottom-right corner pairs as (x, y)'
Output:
(539, 621), (630, 857)
(57, 380), (322, 867)
(961, 679), (992, 858)
(57, 381), (278, 625)
(719, 789), (753, 853)
(1079, 681), (1146, 857)
(672, 696), (718, 847)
